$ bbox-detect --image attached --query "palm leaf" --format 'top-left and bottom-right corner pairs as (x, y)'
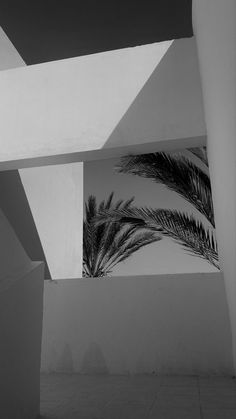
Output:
(116, 152), (215, 227)
(105, 229), (160, 272)
(83, 193), (162, 277)
(96, 206), (219, 269)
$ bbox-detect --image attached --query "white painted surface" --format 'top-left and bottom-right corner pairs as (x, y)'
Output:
(106, 38), (206, 149)
(41, 273), (233, 375)
(0, 27), (83, 280)
(0, 36), (172, 165)
(0, 262), (44, 419)
(0, 29), (206, 169)
(193, 0), (236, 373)
(20, 163), (83, 279)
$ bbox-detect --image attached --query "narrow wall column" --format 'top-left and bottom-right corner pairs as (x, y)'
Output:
(192, 0), (236, 373)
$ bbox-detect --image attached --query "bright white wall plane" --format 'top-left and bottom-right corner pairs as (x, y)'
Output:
(0, 28), (205, 169)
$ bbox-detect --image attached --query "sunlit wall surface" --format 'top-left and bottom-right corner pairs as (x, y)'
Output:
(20, 163), (83, 279)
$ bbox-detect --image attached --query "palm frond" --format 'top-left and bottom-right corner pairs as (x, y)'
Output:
(83, 193), (161, 277)
(105, 230), (160, 272)
(116, 152), (215, 227)
(96, 206), (219, 269)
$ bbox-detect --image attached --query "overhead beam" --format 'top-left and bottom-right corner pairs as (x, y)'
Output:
(0, 30), (206, 170)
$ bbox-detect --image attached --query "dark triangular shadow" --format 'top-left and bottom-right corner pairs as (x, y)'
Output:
(0, 170), (51, 278)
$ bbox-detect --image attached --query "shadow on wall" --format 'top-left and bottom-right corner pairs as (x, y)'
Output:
(104, 38), (206, 150)
(81, 342), (109, 375)
(41, 274), (233, 376)
(0, 170), (51, 278)
(47, 342), (109, 375)
(56, 344), (74, 373)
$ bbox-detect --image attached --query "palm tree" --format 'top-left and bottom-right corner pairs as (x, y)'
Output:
(96, 148), (219, 269)
(83, 192), (162, 277)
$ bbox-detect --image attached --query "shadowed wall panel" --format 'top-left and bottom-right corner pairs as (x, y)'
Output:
(106, 38), (206, 148)
(0, 170), (51, 278)
(0, 262), (44, 419)
(0, 207), (30, 280)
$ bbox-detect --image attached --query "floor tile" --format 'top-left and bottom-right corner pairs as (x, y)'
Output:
(148, 407), (201, 419)
(154, 394), (200, 409)
(200, 394), (236, 409)
(199, 377), (236, 388)
(102, 405), (149, 419)
(157, 386), (199, 396)
(160, 376), (198, 387)
(202, 409), (236, 419)
(40, 374), (236, 419)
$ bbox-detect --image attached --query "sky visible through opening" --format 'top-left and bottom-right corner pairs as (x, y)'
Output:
(84, 149), (218, 277)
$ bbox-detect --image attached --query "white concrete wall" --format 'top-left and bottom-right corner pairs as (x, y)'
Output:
(0, 262), (44, 419)
(0, 28), (206, 169)
(0, 28), (84, 280)
(20, 162), (83, 279)
(41, 273), (233, 376)
(0, 36), (171, 167)
(106, 38), (206, 150)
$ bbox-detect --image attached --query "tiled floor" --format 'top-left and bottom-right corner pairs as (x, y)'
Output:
(40, 374), (236, 419)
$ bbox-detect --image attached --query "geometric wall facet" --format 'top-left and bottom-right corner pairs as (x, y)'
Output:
(20, 163), (83, 279)
(0, 170), (51, 278)
(0, 207), (31, 282)
(0, 36), (173, 168)
(106, 38), (206, 150)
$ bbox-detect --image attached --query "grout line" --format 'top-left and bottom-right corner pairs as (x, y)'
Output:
(197, 376), (204, 419)
(146, 394), (158, 419)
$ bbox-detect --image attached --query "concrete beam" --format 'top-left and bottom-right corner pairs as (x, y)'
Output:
(0, 28), (206, 169)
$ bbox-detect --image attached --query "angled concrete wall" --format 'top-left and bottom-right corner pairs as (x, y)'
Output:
(41, 273), (233, 376)
(106, 38), (206, 150)
(0, 29), (206, 169)
(0, 170), (51, 278)
(0, 208), (30, 280)
(0, 29), (83, 280)
(0, 29), (51, 277)
(20, 163), (83, 279)
(0, 36), (171, 167)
